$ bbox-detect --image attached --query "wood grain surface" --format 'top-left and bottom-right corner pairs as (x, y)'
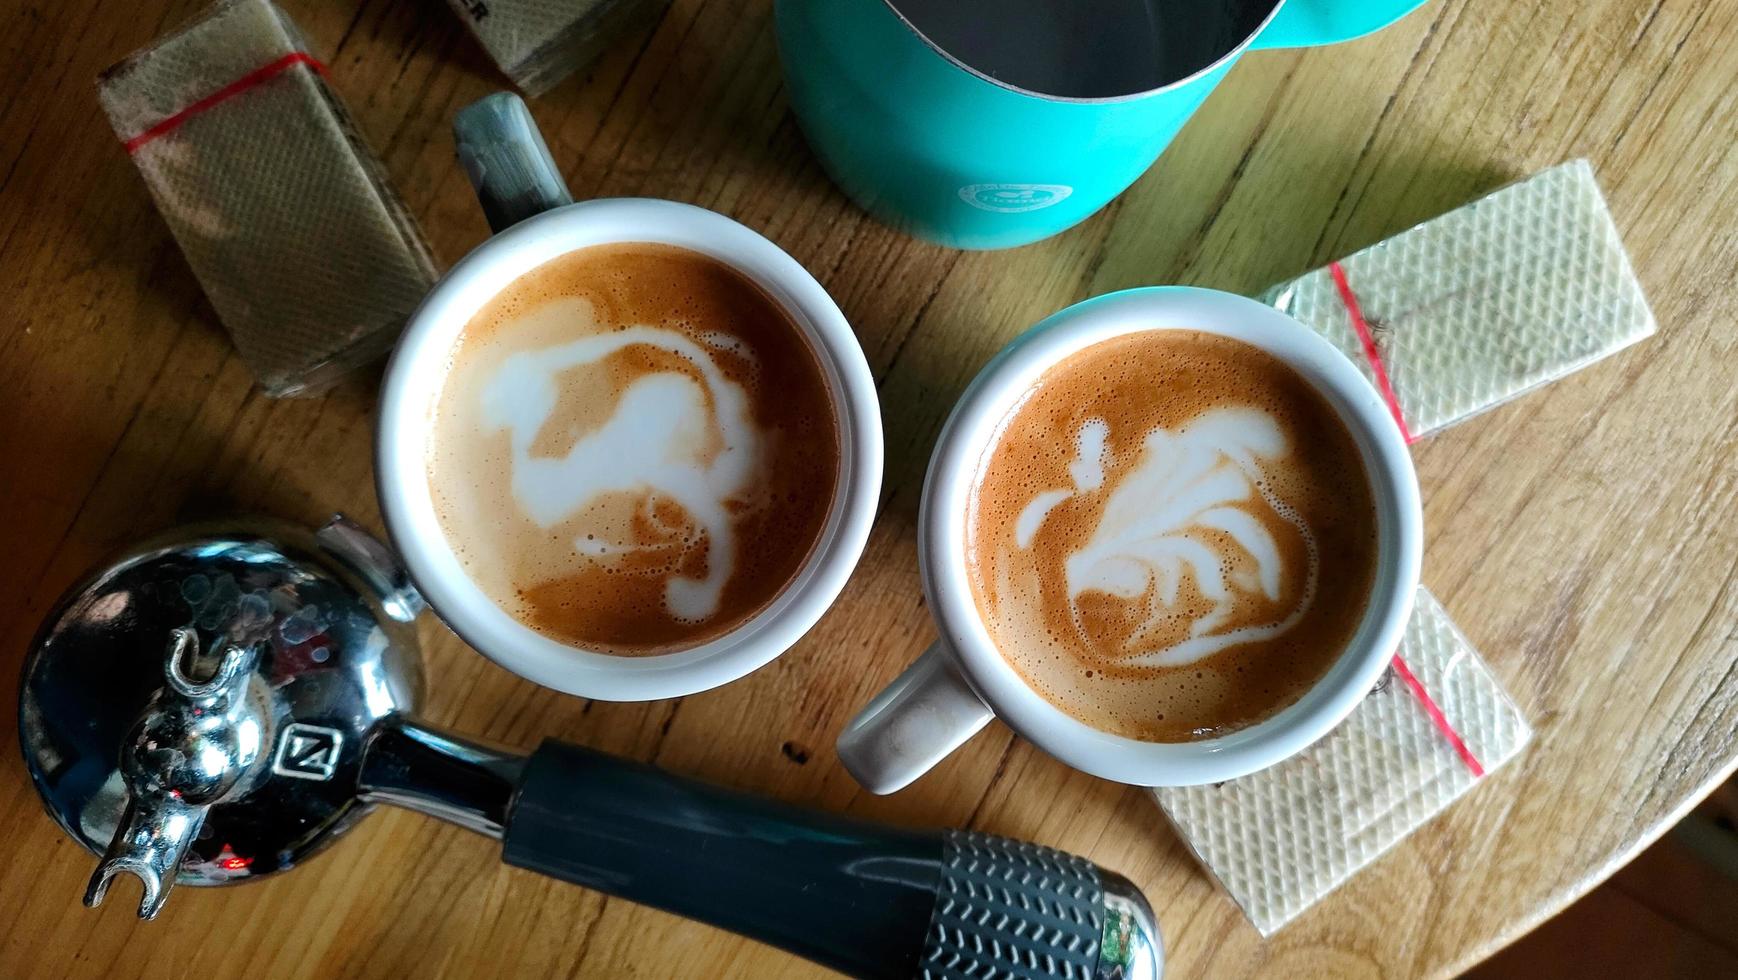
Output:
(3, 0), (1736, 976)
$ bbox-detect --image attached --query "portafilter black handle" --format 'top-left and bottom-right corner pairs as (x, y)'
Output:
(507, 741), (1159, 978)
(360, 727), (1160, 978)
(356, 726), (1154, 980)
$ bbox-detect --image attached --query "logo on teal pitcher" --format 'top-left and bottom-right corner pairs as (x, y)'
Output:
(958, 183), (1074, 213)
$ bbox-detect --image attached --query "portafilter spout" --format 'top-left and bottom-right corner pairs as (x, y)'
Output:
(20, 517), (1161, 979)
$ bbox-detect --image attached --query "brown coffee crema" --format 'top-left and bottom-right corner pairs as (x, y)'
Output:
(964, 330), (1378, 742)
(428, 243), (840, 655)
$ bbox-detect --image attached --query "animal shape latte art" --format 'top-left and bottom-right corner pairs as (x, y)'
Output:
(481, 326), (759, 623)
(429, 244), (839, 655)
(1020, 406), (1319, 668)
(965, 331), (1377, 742)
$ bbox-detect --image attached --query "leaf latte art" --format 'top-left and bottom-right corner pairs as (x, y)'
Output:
(966, 331), (1378, 743)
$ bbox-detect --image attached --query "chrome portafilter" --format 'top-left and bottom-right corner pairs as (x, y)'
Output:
(19, 517), (1161, 979)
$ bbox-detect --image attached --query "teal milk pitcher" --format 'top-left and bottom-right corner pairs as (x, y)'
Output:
(775, 0), (1431, 250)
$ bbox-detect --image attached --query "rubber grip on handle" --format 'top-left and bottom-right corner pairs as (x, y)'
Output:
(502, 740), (943, 979)
(925, 829), (1106, 979)
(502, 742), (1115, 978)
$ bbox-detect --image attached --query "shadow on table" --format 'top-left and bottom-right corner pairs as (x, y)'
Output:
(866, 144), (1522, 546)
(1464, 788), (1738, 978)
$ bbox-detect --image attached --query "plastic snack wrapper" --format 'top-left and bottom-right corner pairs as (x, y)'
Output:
(1155, 589), (1530, 936)
(98, 0), (439, 397)
(1153, 160), (1657, 934)
(446, 0), (670, 97)
(1265, 159), (1656, 442)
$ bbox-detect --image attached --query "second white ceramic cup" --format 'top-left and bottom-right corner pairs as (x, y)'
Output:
(376, 96), (882, 702)
(838, 286), (1422, 792)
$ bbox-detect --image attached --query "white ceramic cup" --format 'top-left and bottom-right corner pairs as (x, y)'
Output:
(838, 286), (1422, 792)
(376, 96), (882, 702)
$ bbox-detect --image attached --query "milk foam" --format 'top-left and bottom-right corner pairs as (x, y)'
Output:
(480, 325), (760, 622)
(429, 242), (841, 657)
(965, 329), (1376, 741)
(1014, 407), (1318, 667)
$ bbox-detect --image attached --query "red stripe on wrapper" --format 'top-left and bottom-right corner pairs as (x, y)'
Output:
(1392, 654), (1485, 777)
(1329, 261), (1415, 444)
(124, 52), (330, 153)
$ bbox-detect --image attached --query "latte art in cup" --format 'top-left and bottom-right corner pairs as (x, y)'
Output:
(965, 330), (1377, 742)
(1023, 406), (1320, 667)
(482, 325), (762, 623)
(428, 243), (840, 655)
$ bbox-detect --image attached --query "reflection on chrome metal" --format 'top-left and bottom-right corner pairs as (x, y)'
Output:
(359, 722), (524, 840)
(19, 514), (533, 919)
(20, 517), (426, 906)
(315, 514), (426, 622)
(1098, 870), (1164, 980)
(84, 628), (268, 918)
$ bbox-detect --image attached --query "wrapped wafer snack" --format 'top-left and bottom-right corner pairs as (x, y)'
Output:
(1155, 589), (1531, 936)
(446, 0), (669, 96)
(98, 0), (439, 396)
(1264, 159), (1656, 442)
(1152, 160), (1657, 934)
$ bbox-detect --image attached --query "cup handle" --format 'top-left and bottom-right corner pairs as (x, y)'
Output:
(836, 641), (994, 795)
(453, 92), (575, 233)
(1248, 0), (1430, 50)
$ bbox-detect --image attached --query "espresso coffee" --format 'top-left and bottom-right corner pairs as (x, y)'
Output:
(964, 330), (1378, 742)
(428, 242), (840, 655)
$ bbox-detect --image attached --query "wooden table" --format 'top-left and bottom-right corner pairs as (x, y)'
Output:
(3, 0), (1735, 976)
